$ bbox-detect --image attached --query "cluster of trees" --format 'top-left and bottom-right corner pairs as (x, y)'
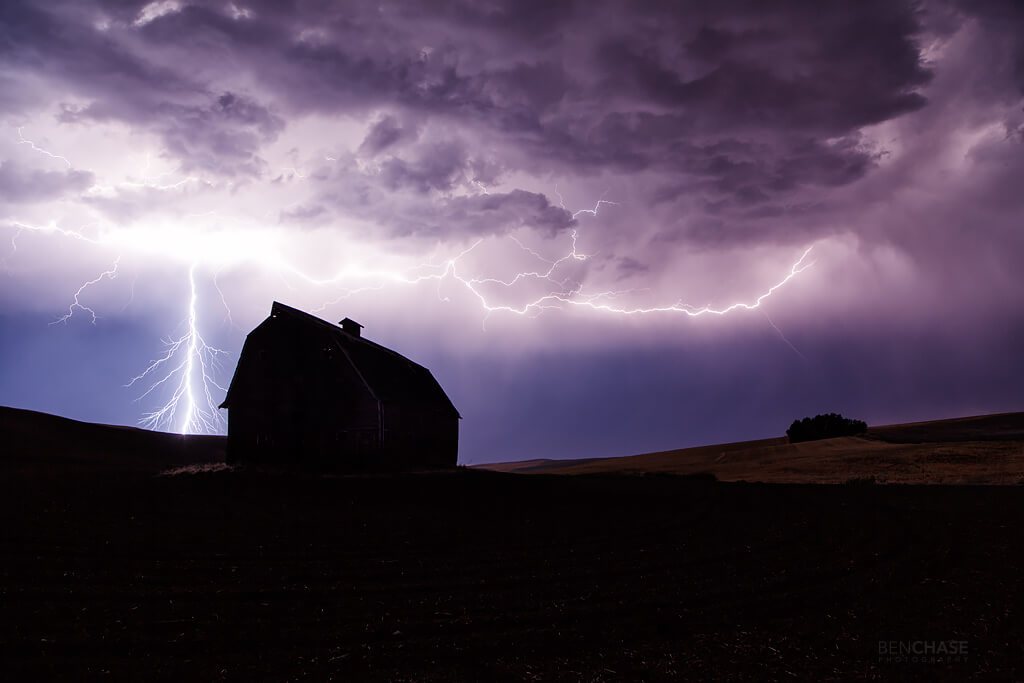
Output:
(787, 413), (867, 443)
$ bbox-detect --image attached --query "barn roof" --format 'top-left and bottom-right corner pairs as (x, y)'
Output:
(219, 302), (460, 417)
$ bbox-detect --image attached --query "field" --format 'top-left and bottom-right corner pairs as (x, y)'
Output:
(2, 406), (1023, 679)
(479, 413), (1024, 484)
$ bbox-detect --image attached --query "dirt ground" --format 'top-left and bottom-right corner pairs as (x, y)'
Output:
(2, 407), (1023, 679)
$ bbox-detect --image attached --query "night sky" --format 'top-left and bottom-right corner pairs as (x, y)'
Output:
(1, 0), (1022, 464)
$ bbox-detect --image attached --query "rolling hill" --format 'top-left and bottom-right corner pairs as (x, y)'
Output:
(478, 412), (1024, 484)
(0, 406), (224, 474)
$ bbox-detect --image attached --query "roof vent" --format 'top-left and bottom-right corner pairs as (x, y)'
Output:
(339, 317), (363, 337)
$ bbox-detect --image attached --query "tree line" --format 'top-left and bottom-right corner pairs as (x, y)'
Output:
(787, 413), (867, 443)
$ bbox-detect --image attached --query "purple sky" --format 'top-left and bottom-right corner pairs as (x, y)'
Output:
(1, 0), (1023, 464)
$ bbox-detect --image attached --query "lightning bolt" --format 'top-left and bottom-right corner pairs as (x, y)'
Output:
(6, 220), (106, 248)
(762, 309), (807, 362)
(551, 246), (815, 318)
(130, 153), (198, 190)
(126, 264), (228, 434)
(17, 127), (72, 168)
(554, 185), (618, 219)
(1, 225), (23, 269)
(299, 226), (813, 326)
(213, 271), (242, 331)
(457, 243), (813, 323)
(52, 257), (121, 325)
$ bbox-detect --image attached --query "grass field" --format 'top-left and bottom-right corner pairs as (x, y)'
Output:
(478, 412), (1024, 484)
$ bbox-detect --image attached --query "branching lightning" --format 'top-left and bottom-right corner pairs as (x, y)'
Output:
(298, 227), (813, 325)
(453, 240), (813, 323)
(126, 264), (228, 434)
(555, 186), (618, 219)
(52, 257), (121, 325)
(128, 154), (198, 190)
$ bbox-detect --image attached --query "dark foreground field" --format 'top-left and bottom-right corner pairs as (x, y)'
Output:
(2, 466), (1022, 680)
(2, 406), (1023, 679)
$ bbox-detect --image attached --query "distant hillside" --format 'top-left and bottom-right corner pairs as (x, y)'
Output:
(866, 412), (1024, 443)
(0, 406), (225, 474)
(478, 412), (1024, 485)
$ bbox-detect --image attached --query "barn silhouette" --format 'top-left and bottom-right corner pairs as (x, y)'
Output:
(219, 302), (459, 470)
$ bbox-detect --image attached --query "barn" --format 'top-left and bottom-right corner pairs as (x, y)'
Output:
(219, 302), (459, 470)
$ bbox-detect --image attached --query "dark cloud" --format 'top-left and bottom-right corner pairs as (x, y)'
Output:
(157, 93), (284, 176)
(1, 2), (281, 177)
(955, 1), (1024, 89)
(0, 1), (196, 114)
(436, 189), (574, 237)
(60, 91), (283, 177)
(358, 188), (574, 239)
(4, 0), (1016, 257)
(675, 136), (877, 193)
(359, 115), (414, 156)
(0, 162), (93, 203)
(379, 142), (469, 193)
(1, 0), (938, 216)
(615, 256), (649, 278)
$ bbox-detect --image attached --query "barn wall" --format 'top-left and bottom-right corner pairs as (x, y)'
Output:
(382, 403), (459, 468)
(225, 318), (379, 466)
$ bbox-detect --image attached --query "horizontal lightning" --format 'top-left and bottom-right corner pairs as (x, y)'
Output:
(300, 229), (813, 322)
